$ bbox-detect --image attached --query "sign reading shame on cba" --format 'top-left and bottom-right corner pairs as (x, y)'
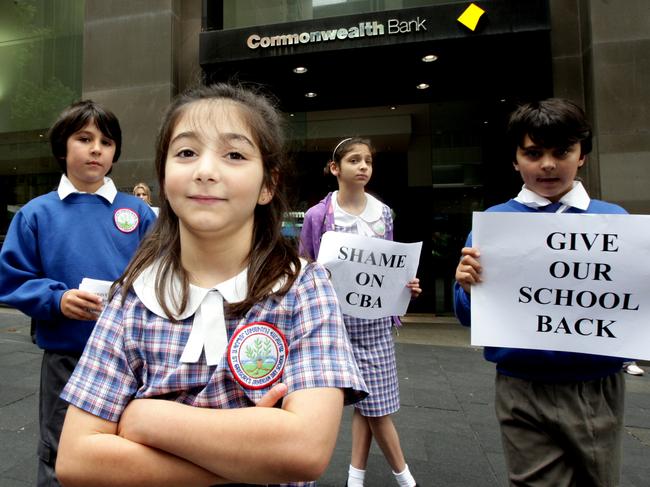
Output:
(317, 231), (422, 319)
(470, 212), (650, 360)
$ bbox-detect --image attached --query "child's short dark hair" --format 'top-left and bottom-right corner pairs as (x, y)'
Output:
(49, 100), (122, 173)
(506, 98), (592, 159)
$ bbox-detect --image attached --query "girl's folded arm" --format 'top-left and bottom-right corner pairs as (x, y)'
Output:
(56, 405), (225, 487)
(117, 387), (345, 484)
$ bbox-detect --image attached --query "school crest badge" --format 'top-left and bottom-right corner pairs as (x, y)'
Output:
(114, 208), (139, 233)
(372, 220), (386, 236)
(228, 322), (288, 389)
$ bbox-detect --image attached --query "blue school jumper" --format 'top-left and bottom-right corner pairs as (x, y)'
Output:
(0, 189), (155, 352)
(0, 181), (155, 486)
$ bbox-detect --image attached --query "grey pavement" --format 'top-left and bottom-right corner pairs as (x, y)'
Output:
(1, 309), (649, 486)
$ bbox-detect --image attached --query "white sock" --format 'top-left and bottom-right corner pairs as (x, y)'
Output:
(393, 464), (416, 487)
(347, 464), (365, 487)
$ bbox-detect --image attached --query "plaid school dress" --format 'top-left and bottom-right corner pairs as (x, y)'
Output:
(61, 261), (367, 487)
(330, 192), (400, 417)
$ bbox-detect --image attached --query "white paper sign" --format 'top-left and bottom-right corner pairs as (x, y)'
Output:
(317, 231), (422, 319)
(79, 277), (112, 302)
(471, 212), (650, 360)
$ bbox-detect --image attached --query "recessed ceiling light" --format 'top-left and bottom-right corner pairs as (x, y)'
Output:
(293, 66), (308, 74)
(305, 92), (317, 98)
(422, 54), (438, 62)
(416, 83), (430, 90)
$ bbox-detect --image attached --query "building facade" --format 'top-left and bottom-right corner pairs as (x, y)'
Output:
(1, 0), (649, 314)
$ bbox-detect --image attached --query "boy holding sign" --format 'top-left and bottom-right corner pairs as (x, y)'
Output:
(454, 99), (628, 486)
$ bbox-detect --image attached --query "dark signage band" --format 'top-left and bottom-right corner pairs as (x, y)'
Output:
(200, 0), (549, 65)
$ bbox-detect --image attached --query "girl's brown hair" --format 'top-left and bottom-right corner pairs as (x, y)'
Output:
(114, 83), (300, 318)
(324, 136), (374, 175)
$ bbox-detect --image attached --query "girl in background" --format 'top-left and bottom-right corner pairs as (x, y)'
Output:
(132, 181), (152, 204)
(300, 137), (421, 487)
(57, 84), (367, 487)
(133, 181), (159, 216)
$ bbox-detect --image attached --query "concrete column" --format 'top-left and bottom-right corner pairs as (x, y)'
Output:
(586, 0), (650, 213)
(551, 0), (650, 212)
(82, 1), (201, 202)
(549, 0), (600, 197)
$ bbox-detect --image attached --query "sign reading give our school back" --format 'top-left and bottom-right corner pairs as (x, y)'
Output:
(471, 212), (650, 360)
(317, 232), (422, 319)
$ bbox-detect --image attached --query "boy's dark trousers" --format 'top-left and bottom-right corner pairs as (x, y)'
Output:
(495, 371), (624, 487)
(38, 351), (80, 487)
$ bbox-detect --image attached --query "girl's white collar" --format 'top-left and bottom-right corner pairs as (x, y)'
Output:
(132, 259), (303, 366)
(133, 260), (247, 321)
(332, 191), (384, 222)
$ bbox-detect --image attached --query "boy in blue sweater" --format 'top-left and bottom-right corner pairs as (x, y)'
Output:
(454, 98), (627, 487)
(0, 100), (155, 487)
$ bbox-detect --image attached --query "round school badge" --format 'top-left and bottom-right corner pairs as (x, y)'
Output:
(114, 208), (139, 233)
(228, 322), (288, 390)
(372, 220), (386, 236)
